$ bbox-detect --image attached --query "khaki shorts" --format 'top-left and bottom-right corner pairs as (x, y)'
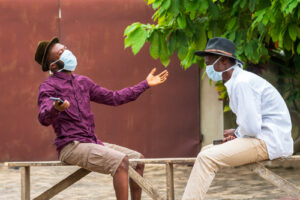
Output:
(59, 141), (141, 176)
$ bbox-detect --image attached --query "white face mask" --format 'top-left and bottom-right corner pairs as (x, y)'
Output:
(50, 49), (77, 72)
(206, 56), (235, 81)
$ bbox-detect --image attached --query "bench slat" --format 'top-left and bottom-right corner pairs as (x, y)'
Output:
(5, 155), (300, 167)
(33, 168), (91, 200)
(5, 161), (67, 167)
(247, 162), (300, 198)
(128, 166), (164, 200)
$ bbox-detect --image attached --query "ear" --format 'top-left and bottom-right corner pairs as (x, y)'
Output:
(49, 63), (58, 72)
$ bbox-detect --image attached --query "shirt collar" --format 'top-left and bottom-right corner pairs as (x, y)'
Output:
(224, 66), (242, 96)
(53, 71), (74, 81)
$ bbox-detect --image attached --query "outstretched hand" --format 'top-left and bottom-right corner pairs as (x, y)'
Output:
(146, 68), (169, 87)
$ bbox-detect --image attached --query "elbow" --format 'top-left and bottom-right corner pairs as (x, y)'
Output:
(240, 126), (261, 137)
(38, 115), (51, 127)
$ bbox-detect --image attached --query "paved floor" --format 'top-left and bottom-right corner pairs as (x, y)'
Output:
(0, 164), (299, 200)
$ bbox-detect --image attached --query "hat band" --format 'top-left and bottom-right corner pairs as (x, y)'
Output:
(205, 49), (232, 56)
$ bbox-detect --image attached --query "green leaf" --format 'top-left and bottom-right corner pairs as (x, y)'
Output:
(152, 0), (163, 9)
(176, 31), (188, 60)
(283, 0), (299, 15)
(249, 0), (256, 13)
(251, 9), (266, 29)
(160, 0), (171, 11)
(284, 32), (293, 51)
(227, 18), (237, 31)
(269, 24), (281, 42)
(124, 23), (141, 36)
(195, 27), (207, 50)
(245, 40), (259, 63)
(160, 34), (171, 66)
(297, 43), (300, 54)
(181, 47), (195, 69)
(215, 84), (226, 92)
(169, 0), (180, 16)
(224, 105), (231, 112)
(148, 0), (156, 4)
(150, 31), (160, 59)
(208, 1), (219, 19)
(177, 14), (186, 29)
(288, 23), (298, 41)
(198, 0), (209, 14)
(125, 27), (148, 55)
(168, 32), (177, 54)
(240, 0), (247, 9)
(218, 91), (227, 99)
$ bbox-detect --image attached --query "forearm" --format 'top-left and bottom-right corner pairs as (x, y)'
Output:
(235, 125), (260, 137)
(91, 80), (149, 105)
(38, 105), (59, 126)
(112, 80), (149, 105)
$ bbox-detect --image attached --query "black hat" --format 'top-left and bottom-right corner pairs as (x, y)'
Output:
(34, 37), (59, 71)
(195, 37), (242, 63)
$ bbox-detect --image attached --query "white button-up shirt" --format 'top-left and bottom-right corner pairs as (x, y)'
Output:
(224, 66), (293, 160)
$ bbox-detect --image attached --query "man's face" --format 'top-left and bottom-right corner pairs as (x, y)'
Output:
(47, 43), (67, 71)
(204, 54), (227, 72)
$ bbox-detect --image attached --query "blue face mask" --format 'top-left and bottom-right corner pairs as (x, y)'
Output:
(51, 49), (77, 72)
(206, 56), (235, 81)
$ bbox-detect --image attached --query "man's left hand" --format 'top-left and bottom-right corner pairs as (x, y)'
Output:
(222, 135), (236, 143)
(146, 68), (169, 87)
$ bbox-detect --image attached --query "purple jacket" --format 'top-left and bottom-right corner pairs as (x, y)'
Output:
(38, 72), (149, 154)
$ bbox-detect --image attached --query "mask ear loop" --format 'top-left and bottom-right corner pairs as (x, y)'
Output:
(49, 59), (65, 73)
(48, 60), (59, 75)
(235, 60), (243, 68)
(212, 56), (222, 66)
(50, 60), (59, 67)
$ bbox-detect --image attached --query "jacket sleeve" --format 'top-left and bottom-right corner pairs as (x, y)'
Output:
(89, 79), (150, 106)
(37, 83), (59, 126)
(234, 82), (262, 137)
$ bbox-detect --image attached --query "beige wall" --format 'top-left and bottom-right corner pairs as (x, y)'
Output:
(200, 70), (224, 147)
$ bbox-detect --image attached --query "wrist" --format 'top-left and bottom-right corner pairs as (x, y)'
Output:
(145, 79), (151, 88)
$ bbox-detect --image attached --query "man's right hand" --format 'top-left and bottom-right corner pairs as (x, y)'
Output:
(53, 100), (70, 112)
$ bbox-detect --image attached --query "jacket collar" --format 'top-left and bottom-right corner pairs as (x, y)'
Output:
(53, 71), (74, 81)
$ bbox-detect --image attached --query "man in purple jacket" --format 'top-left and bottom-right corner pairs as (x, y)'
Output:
(35, 37), (168, 200)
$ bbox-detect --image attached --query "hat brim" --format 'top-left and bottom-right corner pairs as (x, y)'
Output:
(41, 37), (59, 71)
(194, 50), (243, 65)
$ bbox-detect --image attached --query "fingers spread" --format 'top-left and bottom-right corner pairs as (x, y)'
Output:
(159, 70), (168, 77)
(150, 68), (157, 75)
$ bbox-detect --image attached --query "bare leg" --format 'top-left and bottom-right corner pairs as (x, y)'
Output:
(113, 156), (129, 200)
(130, 155), (145, 200)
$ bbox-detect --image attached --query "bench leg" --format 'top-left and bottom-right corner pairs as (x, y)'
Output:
(247, 163), (300, 199)
(166, 163), (174, 200)
(33, 168), (90, 200)
(21, 166), (30, 200)
(128, 166), (165, 200)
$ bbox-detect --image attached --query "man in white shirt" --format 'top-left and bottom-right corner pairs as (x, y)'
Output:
(182, 37), (294, 200)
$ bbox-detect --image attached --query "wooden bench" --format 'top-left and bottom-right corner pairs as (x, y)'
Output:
(4, 156), (300, 200)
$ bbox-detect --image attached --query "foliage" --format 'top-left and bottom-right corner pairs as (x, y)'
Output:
(124, 0), (300, 112)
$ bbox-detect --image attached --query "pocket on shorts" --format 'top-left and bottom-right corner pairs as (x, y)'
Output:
(86, 149), (110, 174)
(59, 141), (80, 162)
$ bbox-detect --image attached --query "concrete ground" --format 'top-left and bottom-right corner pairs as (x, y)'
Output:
(0, 164), (299, 200)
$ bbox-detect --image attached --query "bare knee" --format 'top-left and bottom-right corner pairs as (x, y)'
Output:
(116, 156), (129, 172)
(136, 154), (145, 170)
